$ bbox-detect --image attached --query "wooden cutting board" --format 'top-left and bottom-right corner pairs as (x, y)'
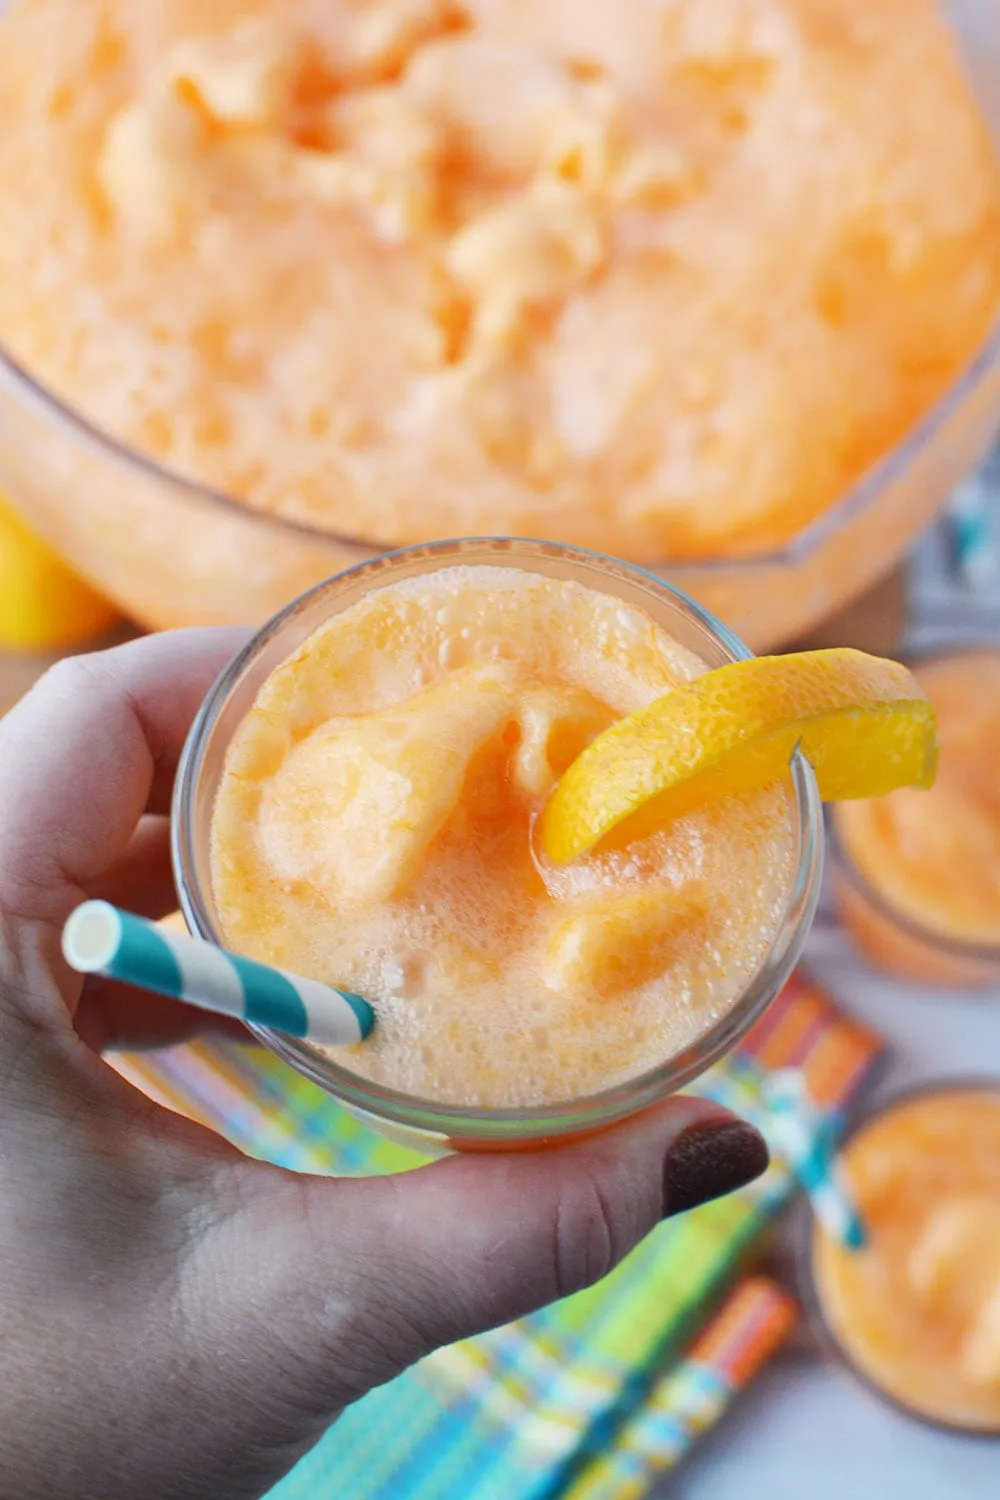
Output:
(788, 564), (907, 655)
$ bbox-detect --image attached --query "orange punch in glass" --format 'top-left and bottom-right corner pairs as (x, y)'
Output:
(174, 541), (934, 1152)
(809, 1084), (1000, 1435)
(833, 648), (1000, 987)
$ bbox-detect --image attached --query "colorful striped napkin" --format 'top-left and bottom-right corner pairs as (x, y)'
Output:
(113, 972), (880, 1500)
(562, 1277), (796, 1500)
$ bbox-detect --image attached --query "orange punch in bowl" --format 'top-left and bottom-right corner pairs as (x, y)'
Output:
(1, 0), (1000, 645)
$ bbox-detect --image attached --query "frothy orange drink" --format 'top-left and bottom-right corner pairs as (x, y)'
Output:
(0, 0), (998, 567)
(210, 565), (798, 1107)
(813, 1087), (1000, 1433)
(834, 650), (1000, 984)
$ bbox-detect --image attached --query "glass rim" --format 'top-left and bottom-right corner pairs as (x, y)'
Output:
(2, 295), (1000, 572)
(172, 536), (824, 1142)
(798, 1075), (1000, 1439)
(829, 641), (1000, 966)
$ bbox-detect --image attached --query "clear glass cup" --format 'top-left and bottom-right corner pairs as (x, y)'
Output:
(1, 2), (999, 650)
(798, 1078), (1000, 1438)
(829, 819), (1000, 990)
(172, 538), (824, 1153)
(829, 645), (1000, 990)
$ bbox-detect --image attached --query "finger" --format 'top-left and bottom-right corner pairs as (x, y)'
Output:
(0, 627), (248, 930)
(206, 1098), (769, 1434)
(84, 817), (176, 920)
(74, 977), (252, 1052)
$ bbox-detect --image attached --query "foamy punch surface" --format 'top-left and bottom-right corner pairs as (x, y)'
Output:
(211, 566), (795, 1107)
(836, 652), (1000, 946)
(0, 0), (998, 561)
(814, 1089), (1000, 1432)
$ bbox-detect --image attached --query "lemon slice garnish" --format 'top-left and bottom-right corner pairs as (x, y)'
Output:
(540, 649), (936, 865)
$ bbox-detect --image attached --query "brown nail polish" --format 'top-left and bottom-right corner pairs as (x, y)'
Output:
(662, 1118), (769, 1217)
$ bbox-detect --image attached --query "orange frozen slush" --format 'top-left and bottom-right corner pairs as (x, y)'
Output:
(210, 566), (797, 1107)
(834, 651), (1000, 982)
(814, 1088), (1000, 1433)
(0, 0), (998, 565)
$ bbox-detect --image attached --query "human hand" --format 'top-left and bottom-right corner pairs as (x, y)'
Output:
(0, 630), (768, 1500)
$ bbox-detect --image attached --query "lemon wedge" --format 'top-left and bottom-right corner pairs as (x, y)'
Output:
(539, 649), (937, 865)
(0, 494), (119, 651)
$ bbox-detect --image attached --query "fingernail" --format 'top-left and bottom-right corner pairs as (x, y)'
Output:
(662, 1117), (769, 1217)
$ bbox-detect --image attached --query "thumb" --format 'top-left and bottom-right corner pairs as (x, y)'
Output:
(228, 1097), (767, 1425)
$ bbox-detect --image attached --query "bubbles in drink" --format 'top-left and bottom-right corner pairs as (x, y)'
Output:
(211, 565), (796, 1107)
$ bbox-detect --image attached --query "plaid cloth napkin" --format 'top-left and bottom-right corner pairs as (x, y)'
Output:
(114, 971), (879, 1499)
(560, 1276), (796, 1500)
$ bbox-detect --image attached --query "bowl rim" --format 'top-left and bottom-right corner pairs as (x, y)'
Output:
(171, 535), (825, 1143)
(2, 295), (1000, 571)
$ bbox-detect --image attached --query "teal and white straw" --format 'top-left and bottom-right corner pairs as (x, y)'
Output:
(950, 476), (996, 588)
(62, 901), (374, 1047)
(762, 1069), (866, 1251)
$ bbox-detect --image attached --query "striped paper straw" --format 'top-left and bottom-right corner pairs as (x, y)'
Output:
(762, 1068), (865, 1250)
(949, 475), (996, 588)
(62, 901), (374, 1047)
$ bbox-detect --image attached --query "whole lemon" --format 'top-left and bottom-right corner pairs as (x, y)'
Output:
(0, 494), (119, 651)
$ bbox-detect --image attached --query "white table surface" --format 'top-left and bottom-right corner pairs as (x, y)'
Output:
(666, 927), (1000, 1500)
